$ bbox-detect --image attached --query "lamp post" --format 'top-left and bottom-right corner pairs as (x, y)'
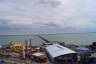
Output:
(23, 45), (25, 59)
(29, 39), (32, 47)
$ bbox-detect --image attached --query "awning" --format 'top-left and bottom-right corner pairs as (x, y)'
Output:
(32, 52), (45, 57)
(76, 47), (90, 51)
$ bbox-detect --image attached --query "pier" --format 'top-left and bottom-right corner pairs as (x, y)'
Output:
(37, 35), (65, 46)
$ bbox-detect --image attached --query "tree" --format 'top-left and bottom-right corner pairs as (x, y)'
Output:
(92, 42), (96, 46)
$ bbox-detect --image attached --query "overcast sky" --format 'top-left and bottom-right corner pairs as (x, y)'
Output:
(0, 0), (96, 35)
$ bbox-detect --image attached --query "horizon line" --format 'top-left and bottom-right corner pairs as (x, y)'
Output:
(0, 32), (96, 36)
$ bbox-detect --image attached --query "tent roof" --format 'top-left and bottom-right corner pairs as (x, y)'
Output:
(46, 44), (76, 58)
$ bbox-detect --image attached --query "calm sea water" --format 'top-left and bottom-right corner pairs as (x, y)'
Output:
(0, 33), (96, 46)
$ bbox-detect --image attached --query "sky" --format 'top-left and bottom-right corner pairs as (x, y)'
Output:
(0, 0), (96, 35)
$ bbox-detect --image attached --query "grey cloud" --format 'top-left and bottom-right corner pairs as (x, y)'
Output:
(39, 0), (61, 7)
(0, 19), (11, 25)
(0, 19), (7, 24)
(0, 0), (96, 35)
(45, 22), (59, 27)
(34, 22), (59, 27)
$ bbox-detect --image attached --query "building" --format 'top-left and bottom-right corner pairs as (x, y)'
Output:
(45, 44), (77, 64)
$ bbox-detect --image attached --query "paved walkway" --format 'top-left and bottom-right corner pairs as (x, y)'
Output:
(0, 57), (52, 64)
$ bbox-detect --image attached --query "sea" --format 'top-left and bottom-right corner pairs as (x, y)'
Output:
(0, 33), (96, 46)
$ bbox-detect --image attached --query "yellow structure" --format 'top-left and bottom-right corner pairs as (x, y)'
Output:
(10, 40), (29, 52)
(10, 42), (22, 52)
(11, 44), (22, 51)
